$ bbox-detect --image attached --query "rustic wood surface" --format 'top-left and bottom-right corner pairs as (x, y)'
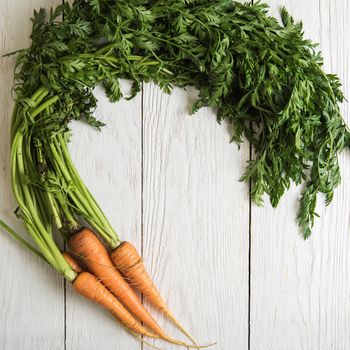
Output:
(0, 0), (349, 349)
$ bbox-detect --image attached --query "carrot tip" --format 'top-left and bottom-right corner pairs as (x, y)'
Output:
(166, 311), (198, 345)
(162, 336), (216, 349)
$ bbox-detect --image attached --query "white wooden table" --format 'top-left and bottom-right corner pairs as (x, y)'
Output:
(1, 1), (349, 349)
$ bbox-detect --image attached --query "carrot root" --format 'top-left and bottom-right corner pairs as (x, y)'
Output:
(160, 336), (215, 349)
(111, 241), (197, 345)
(68, 228), (168, 338)
(73, 271), (157, 337)
(69, 230), (203, 347)
(62, 252), (83, 273)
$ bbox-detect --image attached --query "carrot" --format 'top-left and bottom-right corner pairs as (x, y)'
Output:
(63, 253), (158, 339)
(111, 241), (196, 344)
(68, 228), (167, 338)
(62, 252), (83, 273)
(73, 271), (157, 337)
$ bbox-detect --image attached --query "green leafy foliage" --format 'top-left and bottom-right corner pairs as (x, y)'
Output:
(11, 0), (350, 239)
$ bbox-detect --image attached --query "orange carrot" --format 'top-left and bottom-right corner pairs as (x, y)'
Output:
(68, 232), (205, 349)
(73, 271), (157, 337)
(62, 252), (83, 273)
(111, 241), (196, 344)
(63, 253), (156, 338)
(68, 228), (167, 338)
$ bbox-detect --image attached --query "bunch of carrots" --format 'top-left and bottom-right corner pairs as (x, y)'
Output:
(1, 1), (208, 346)
(1, 77), (206, 347)
(2, 82), (202, 347)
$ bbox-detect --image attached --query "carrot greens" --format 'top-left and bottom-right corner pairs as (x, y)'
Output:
(7, 0), (348, 242)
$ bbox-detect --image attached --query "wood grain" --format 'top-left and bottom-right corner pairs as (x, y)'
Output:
(1, 0), (350, 349)
(0, 1), (64, 349)
(142, 84), (250, 349)
(317, 1), (350, 349)
(250, 1), (350, 349)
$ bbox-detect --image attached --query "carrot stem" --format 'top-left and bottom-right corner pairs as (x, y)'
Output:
(10, 122), (77, 281)
(46, 192), (63, 230)
(0, 218), (46, 261)
(58, 133), (120, 247)
(30, 95), (59, 118)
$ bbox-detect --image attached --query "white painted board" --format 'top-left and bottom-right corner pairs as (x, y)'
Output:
(1, 0), (350, 349)
(142, 84), (249, 349)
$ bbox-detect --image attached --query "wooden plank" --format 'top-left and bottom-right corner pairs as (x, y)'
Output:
(250, 1), (350, 349)
(0, 1), (64, 349)
(142, 84), (250, 349)
(65, 81), (142, 350)
(317, 1), (350, 348)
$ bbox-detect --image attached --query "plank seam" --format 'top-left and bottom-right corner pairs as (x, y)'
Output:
(248, 136), (252, 350)
(141, 81), (144, 350)
(62, 2), (67, 349)
(64, 281), (67, 350)
(248, 4), (253, 350)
